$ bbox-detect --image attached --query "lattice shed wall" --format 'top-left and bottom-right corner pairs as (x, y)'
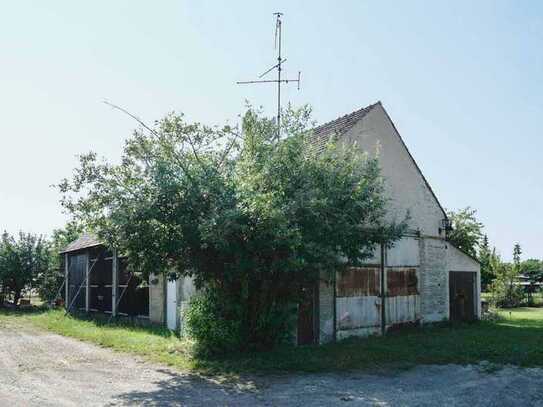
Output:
(65, 245), (149, 319)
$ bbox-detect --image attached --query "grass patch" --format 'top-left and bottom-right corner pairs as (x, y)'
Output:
(1, 307), (543, 375)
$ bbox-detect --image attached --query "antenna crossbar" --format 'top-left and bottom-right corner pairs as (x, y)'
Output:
(237, 78), (300, 85)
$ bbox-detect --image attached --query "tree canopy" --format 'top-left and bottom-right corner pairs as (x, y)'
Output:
(446, 207), (484, 258)
(0, 232), (49, 305)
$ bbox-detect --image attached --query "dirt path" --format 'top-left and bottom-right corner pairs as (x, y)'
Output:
(0, 321), (542, 406)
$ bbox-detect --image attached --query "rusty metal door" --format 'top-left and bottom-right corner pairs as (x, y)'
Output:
(298, 284), (317, 345)
(449, 271), (476, 321)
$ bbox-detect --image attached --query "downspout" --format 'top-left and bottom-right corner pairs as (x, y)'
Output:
(380, 243), (386, 336)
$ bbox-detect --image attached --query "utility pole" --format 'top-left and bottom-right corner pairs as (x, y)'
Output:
(237, 13), (301, 139)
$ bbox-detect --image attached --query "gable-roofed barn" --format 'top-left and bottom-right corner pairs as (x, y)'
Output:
(307, 102), (480, 343)
(61, 102), (480, 343)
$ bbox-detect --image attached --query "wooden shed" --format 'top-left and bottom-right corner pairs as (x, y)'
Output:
(60, 234), (150, 320)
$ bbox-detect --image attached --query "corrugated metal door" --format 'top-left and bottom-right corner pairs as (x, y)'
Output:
(386, 268), (420, 327)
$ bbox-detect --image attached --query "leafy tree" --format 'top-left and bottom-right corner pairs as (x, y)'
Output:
(478, 234), (494, 290)
(446, 207), (484, 258)
(37, 221), (83, 303)
(58, 106), (406, 350)
(489, 245), (523, 308)
(0, 232), (49, 305)
(513, 243), (522, 268)
(521, 258), (543, 281)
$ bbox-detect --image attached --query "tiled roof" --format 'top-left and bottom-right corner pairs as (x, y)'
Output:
(309, 102), (380, 153)
(60, 233), (103, 254)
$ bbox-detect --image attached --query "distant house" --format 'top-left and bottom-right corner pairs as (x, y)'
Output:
(62, 102), (481, 343)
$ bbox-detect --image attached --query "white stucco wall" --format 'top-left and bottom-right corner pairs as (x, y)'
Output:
(419, 238), (449, 322)
(340, 104), (446, 237)
(387, 237), (420, 267)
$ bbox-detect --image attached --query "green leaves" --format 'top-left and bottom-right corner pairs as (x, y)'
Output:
(0, 232), (49, 305)
(446, 207), (484, 258)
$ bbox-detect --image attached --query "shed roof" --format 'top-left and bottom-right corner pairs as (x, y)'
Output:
(60, 233), (103, 254)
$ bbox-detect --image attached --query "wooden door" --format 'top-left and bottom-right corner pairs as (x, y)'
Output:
(298, 284), (318, 345)
(449, 272), (476, 321)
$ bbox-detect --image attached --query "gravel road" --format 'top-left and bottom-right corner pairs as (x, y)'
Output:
(0, 320), (542, 406)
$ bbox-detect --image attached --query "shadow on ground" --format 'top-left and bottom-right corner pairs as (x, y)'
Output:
(109, 369), (261, 406)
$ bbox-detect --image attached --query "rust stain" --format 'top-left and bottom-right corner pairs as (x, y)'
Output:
(337, 267), (380, 297)
(387, 268), (418, 297)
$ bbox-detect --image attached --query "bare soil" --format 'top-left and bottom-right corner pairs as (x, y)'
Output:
(0, 320), (542, 406)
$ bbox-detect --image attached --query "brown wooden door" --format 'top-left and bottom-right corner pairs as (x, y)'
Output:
(298, 284), (318, 345)
(449, 271), (476, 321)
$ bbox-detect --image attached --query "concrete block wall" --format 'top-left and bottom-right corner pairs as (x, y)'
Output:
(318, 278), (335, 344)
(149, 273), (165, 325)
(419, 238), (449, 322)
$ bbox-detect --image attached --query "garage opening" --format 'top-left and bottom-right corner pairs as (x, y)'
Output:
(449, 271), (476, 321)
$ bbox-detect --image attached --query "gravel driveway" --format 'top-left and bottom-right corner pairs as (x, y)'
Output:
(1, 321), (542, 406)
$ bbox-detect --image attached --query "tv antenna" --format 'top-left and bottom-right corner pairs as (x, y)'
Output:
(237, 12), (301, 138)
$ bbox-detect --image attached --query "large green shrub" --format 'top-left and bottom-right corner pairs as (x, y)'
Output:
(184, 288), (296, 354)
(183, 289), (244, 355)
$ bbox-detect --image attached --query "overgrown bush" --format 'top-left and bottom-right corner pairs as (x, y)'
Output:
(183, 289), (244, 355)
(184, 288), (296, 355)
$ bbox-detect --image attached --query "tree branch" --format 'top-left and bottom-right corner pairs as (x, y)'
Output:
(103, 100), (159, 137)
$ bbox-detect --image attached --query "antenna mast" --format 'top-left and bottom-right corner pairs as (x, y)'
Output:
(237, 12), (301, 139)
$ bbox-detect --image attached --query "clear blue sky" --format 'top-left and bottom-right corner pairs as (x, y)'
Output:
(1, 1), (541, 260)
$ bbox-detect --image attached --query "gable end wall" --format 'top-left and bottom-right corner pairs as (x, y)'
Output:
(340, 104), (445, 236)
